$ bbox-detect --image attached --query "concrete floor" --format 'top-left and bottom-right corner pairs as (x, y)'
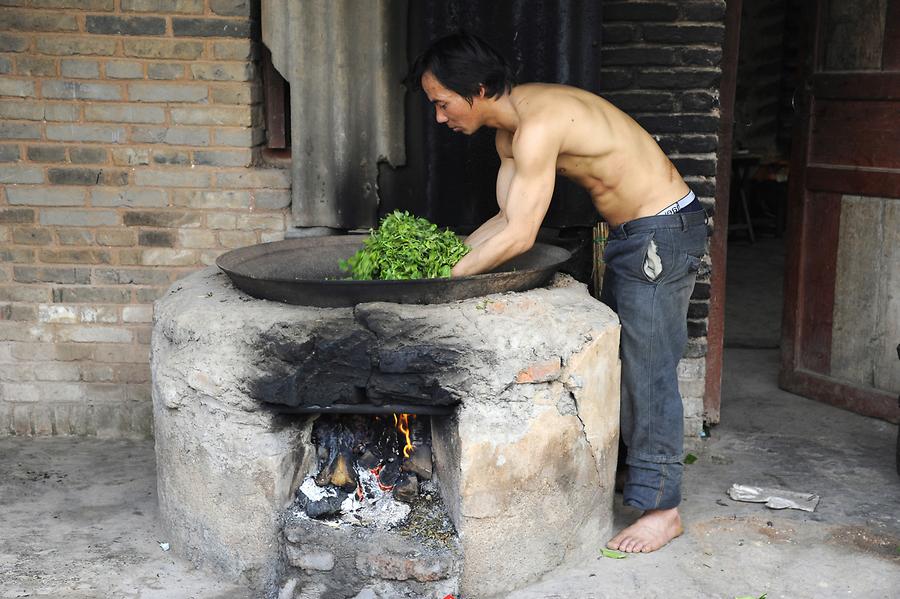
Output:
(2, 239), (899, 598)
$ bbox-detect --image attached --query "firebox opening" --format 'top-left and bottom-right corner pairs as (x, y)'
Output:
(290, 412), (453, 543)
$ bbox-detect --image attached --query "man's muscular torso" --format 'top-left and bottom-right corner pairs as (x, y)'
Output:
(496, 83), (690, 228)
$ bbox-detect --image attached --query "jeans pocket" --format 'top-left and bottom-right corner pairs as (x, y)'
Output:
(686, 253), (701, 273)
(642, 239), (664, 281)
(604, 232), (658, 284)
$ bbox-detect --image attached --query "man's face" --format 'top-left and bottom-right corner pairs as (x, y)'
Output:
(421, 70), (482, 135)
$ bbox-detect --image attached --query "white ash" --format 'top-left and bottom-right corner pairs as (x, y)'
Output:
(345, 495), (411, 529)
(298, 477), (338, 502)
(295, 466), (412, 529)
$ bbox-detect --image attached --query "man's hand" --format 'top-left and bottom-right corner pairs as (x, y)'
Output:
(451, 226), (533, 276)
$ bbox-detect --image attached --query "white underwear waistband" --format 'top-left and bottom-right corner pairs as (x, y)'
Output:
(656, 191), (696, 216)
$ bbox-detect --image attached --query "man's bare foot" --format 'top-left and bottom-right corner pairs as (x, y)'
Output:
(607, 507), (683, 553)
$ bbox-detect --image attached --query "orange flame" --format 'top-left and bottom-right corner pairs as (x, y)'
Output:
(393, 413), (414, 458)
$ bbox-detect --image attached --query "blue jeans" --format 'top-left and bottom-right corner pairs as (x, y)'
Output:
(600, 205), (708, 510)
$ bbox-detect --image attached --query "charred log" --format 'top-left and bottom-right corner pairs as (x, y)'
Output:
(358, 449), (381, 470)
(296, 488), (348, 519)
(393, 472), (419, 503)
(329, 451), (358, 492)
(378, 459), (402, 488)
(313, 416), (360, 492)
(402, 444), (432, 480)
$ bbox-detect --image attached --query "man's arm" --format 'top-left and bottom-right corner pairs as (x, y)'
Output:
(451, 124), (558, 276)
(463, 211), (506, 250)
(463, 152), (515, 249)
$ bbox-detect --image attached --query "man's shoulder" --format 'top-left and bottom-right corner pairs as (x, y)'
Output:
(512, 96), (574, 146)
(513, 82), (599, 105)
(514, 84), (600, 126)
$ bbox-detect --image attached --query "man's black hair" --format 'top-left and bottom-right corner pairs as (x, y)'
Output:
(407, 32), (515, 105)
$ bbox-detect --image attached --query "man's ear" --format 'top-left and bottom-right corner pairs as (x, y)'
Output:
(477, 84), (487, 98)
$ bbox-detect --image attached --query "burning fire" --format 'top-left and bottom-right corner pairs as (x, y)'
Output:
(298, 413), (434, 524)
(393, 413), (414, 458)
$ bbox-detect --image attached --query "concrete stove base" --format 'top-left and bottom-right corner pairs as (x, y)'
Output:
(151, 267), (620, 598)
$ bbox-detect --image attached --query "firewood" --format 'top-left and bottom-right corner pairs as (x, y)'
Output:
(402, 444), (433, 480)
(329, 450), (358, 493)
(393, 472), (419, 503)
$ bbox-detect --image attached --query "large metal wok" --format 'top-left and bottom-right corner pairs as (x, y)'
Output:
(216, 234), (571, 307)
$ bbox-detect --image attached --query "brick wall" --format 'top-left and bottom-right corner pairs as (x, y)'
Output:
(734, 0), (788, 157)
(1, 1), (726, 439)
(600, 1), (726, 436)
(0, 0), (289, 437)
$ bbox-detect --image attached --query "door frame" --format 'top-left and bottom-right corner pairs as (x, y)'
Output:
(704, 0), (743, 424)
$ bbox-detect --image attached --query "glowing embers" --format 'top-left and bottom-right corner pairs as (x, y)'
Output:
(294, 413), (434, 528)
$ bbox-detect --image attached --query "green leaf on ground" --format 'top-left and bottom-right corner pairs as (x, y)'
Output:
(684, 453), (698, 464)
(734, 594), (766, 599)
(599, 548), (627, 559)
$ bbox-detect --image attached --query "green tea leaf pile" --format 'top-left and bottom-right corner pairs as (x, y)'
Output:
(340, 211), (470, 280)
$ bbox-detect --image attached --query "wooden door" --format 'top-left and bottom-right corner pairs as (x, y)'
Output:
(781, 0), (900, 421)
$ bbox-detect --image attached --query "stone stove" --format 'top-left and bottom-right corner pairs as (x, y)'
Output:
(151, 267), (620, 598)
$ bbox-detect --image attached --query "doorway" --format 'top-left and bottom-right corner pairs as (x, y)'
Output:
(725, 0), (801, 351)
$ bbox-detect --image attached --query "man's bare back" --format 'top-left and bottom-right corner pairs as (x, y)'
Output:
(500, 83), (690, 228)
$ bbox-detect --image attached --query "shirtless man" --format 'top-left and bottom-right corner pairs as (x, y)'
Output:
(409, 33), (707, 553)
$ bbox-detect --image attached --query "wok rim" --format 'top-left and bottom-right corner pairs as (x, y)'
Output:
(215, 234), (572, 284)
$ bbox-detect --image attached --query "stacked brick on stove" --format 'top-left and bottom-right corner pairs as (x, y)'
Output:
(0, 0), (288, 437)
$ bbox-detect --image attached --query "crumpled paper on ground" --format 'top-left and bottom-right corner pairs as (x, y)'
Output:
(727, 483), (820, 512)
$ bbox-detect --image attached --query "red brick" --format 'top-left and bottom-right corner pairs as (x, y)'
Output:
(515, 357), (563, 384)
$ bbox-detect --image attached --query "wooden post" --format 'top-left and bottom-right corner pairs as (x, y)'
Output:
(261, 46), (288, 150)
(592, 221), (609, 299)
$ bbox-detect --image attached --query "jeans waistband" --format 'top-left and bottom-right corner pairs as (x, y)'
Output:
(609, 205), (707, 240)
